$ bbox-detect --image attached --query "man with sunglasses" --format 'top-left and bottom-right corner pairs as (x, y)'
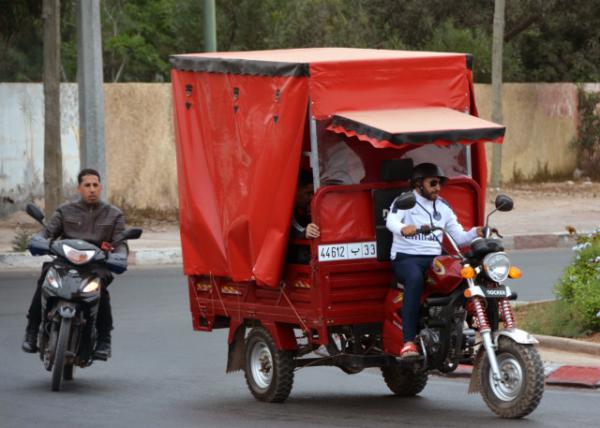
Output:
(386, 162), (482, 359)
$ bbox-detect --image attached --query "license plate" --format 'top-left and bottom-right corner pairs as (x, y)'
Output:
(483, 287), (508, 298)
(318, 241), (377, 262)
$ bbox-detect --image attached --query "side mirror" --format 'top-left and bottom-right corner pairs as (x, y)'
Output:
(394, 192), (416, 211)
(122, 227), (143, 240)
(112, 227), (143, 246)
(495, 194), (514, 212)
(26, 203), (45, 226)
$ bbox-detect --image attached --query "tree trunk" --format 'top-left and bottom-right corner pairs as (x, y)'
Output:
(490, 0), (505, 188)
(43, 0), (63, 217)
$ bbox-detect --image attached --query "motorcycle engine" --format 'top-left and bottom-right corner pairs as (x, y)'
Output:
(419, 327), (441, 356)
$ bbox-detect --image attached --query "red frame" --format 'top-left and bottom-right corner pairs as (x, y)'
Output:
(187, 177), (482, 349)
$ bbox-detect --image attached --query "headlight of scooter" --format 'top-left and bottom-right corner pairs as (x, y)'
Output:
(81, 278), (101, 294)
(46, 268), (61, 289)
(482, 252), (511, 283)
(62, 244), (95, 265)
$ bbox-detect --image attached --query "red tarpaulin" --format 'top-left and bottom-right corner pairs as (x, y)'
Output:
(327, 107), (505, 148)
(170, 48), (497, 287)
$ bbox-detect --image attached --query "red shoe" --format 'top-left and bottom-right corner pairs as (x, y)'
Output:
(400, 341), (419, 359)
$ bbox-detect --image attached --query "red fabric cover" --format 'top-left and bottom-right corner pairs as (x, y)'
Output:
(171, 70), (308, 286)
(171, 49), (496, 287)
(325, 107), (505, 148)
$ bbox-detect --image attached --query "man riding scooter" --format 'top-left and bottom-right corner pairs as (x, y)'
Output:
(22, 168), (127, 360)
(386, 162), (483, 359)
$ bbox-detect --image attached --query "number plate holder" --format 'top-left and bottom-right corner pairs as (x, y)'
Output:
(318, 241), (377, 262)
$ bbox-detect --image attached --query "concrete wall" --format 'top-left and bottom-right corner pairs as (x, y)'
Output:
(0, 82), (586, 218)
(0, 83), (80, 216)
(474, 83), (578, 182)
(104, 84), (177, 211)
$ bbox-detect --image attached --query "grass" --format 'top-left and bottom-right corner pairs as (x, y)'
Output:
(513, 300), (595, 339)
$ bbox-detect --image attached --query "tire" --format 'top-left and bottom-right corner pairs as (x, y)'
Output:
(244, 327), (294, 403)
(51, 317), (71, 392)
(63, 363), (75, 381)
(381, 366), (428, 397)
(480, 336), (544, 418)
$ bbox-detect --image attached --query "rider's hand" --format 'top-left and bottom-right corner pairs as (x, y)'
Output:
(476, 227), (484, 237)
(305, 223), (320, 239)
(401, 225), (417, 237)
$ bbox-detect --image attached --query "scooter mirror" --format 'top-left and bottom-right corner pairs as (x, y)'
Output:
(26, 203), (45, 225)
(495, 194), (514, 212)
(122, 227), (143, 240)
(394, 191), (416, 210)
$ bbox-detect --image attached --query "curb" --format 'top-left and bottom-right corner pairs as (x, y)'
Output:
(535, 334), (600, 356)
(0, 248), (182, 270)
(502, 232), (574, 250)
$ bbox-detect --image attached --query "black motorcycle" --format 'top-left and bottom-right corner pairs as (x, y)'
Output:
(26, 203), (142, 391)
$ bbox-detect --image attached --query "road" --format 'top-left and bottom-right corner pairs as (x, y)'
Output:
(1, 248), (592, 428)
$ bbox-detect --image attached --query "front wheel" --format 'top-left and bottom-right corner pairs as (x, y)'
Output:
(51, 317), (72, 391)
(480, 336), (544, 418)
(244, 327), (294, 402)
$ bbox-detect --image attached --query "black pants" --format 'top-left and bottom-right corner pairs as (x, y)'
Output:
(26, 262), (114, 340)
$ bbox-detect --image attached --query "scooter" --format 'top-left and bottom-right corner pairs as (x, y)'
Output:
(25, 203), (142, 391)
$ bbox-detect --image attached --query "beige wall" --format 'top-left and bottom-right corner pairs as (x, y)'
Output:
(104, 83), (178, 211)
(101, 83), (579, 210)
(474, 83), (578, 182)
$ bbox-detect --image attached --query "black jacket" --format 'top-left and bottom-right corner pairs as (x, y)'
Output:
(38, 200), (127, 255)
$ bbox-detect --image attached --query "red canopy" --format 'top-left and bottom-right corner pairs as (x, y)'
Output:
(327, 107), (505, 148)
(171, 48), (494, 287)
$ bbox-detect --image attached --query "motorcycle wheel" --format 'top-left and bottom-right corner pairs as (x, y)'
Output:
(480, 336), (544, 418)
(244, 327), (294, 403)
(51, 317), (71, 392)
(381, 366), (428, 397)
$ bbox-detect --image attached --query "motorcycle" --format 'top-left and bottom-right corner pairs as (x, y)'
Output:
(382, 192), (545, 418)
(25, 203), (142, 391)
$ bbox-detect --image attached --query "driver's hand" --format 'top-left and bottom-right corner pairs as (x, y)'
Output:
(305, 223), (320, 239)
(401, 225), (417, 237)
(476, 227), (484, 237)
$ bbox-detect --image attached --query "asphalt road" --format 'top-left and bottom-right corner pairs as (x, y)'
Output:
(1, 248), (593, 428)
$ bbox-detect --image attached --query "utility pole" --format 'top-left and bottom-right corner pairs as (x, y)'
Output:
(204, 0), (217, 52)
(490, 0), (506, 188)
(43, 0), (63, 217)
(76, 0), (107, 193)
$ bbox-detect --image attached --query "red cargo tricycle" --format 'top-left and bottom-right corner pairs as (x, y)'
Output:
(170, 48), (544, 418)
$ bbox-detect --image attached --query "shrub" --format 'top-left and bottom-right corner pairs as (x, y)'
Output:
(554, 227), (600, 334)
(11, 228), (34, 252)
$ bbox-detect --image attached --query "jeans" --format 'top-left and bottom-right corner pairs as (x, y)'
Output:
(391, 253), (435, 342)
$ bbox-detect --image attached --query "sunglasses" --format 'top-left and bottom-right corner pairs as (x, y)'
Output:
(426, 179), (442, 188)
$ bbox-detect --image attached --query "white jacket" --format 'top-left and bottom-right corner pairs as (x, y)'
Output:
(386, 190), (478, 258)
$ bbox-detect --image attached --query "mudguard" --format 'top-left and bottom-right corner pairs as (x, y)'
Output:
(494, 328), (539, 346)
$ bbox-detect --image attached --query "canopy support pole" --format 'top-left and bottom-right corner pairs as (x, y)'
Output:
(308, 99), (321, 190)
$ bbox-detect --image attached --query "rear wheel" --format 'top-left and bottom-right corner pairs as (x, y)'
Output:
(51, 317), (71, 391)
(244, 327), (294, 402)
(381, 366), (428, 397)
(480, 337), (544, 418)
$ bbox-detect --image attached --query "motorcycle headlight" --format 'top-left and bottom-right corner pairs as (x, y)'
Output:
(81, 278), (101, 293)
(482, 252), (511, 283)
(63, 244), (95, 265)
(46, 268), (61, 289)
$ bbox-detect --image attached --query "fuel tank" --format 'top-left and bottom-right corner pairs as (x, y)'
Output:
(423, 255), (463, 297)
